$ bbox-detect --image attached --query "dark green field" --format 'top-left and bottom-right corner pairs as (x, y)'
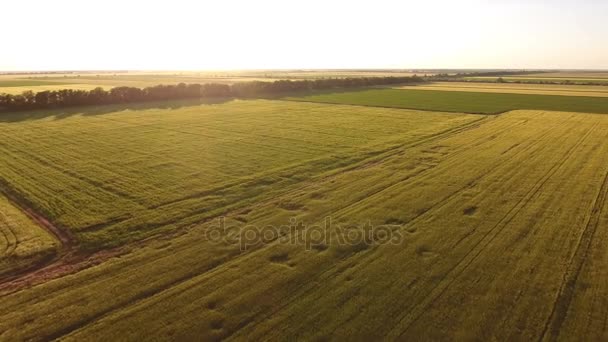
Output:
(287, 88), (608, 114)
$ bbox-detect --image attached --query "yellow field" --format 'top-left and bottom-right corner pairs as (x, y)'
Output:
(525, 72), (608, 78)
(1, 104), (607, 340)
(396, 82), (608, 97)
(0, 84), (103, 95)
(0, 193), (58, 277)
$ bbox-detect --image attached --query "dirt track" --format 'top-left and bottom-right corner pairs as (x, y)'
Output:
(0, 189), (116, 294)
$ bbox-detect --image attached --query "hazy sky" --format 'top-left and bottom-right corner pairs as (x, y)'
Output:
(2, 0), (607, 71)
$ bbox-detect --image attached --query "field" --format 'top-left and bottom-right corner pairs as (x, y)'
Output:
(397, 82), (608, 97)
(0, 193), (58, 278)
(466, 76), (608, 84)
(0, 100), (477, 250)
(288, 88), (608, 114)
(0, 70), (425, 94)
(2, 80), (608, 340)
(1, 97), (608, 340)
(523, 71), (608, 78)
(465, 73), (608, 84)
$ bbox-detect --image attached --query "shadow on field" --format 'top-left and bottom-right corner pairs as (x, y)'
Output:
(0, 83), (427, 122)
(0, 97), (234, 123)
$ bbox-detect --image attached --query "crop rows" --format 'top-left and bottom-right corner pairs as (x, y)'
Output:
(1, 106), (607, 340)
(0, 100), (479, 250)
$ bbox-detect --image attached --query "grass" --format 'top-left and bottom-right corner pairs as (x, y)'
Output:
(0, 193), (58, 277)
(286, 88), (608, 114)
(0, 99), (479, 250)
(1, 108), (607, 340)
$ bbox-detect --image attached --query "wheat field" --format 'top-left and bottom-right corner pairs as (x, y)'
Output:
(1, 97), (607, 340)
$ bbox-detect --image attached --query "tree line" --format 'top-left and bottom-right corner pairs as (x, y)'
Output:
(0, 76), (422, 112)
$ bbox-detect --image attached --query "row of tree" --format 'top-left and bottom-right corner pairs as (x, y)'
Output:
(0, 76), (422, 112)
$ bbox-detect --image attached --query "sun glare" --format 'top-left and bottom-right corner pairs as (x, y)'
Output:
(2, 0), (607, 71)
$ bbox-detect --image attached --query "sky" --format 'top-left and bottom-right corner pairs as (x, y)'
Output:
(2, 0), (607, 71)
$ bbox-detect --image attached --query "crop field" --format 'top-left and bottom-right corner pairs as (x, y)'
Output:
(0, 74), (277, 94)
(0, 100), (479, 251)
(465, 76), (608, 84)
(0, 70), (424, 94)
(1, 97), (608, 340)
(0, 80), (73, 88)
(524, 71), (608, 78)
(288, 88), (608, 114)
(397, 82), (608, 97)
(0, 193), (58, 278)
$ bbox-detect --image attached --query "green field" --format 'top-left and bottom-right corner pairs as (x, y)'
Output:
(0, 99), (478, 251)
(287, 88), (608, 114)
(1, 99), (608, 340)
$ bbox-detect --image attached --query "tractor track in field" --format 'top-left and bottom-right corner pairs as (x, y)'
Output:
(538, 160), (608, 342)
(0, 210), (18, 256)
(225, 113), (571, 339)
(91, 114), (530, 340)
(0, 116), (483, 296)
(0, 184), (75, 249)
(0, 187), (126, 294)
(37, 116), (492, 341)
(0, 187), (73, 287)
(2, 114), (502, 342)
(391, 121), (599, 339)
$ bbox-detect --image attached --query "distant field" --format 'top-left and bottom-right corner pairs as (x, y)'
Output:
(0, 84), (103, 95)
(0, 70), (425, 94)
(522, 71), (608, 78)
(0, 75), (277, 94)
(287, 88), (608, 114)
(0, 80), (72, 87)
(0, 99), (478, 250)
(0, 193), (57, 277)
(466, 76), (608, 84)
(397, 82), (608, 97)
(1, 107), (608, 340)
